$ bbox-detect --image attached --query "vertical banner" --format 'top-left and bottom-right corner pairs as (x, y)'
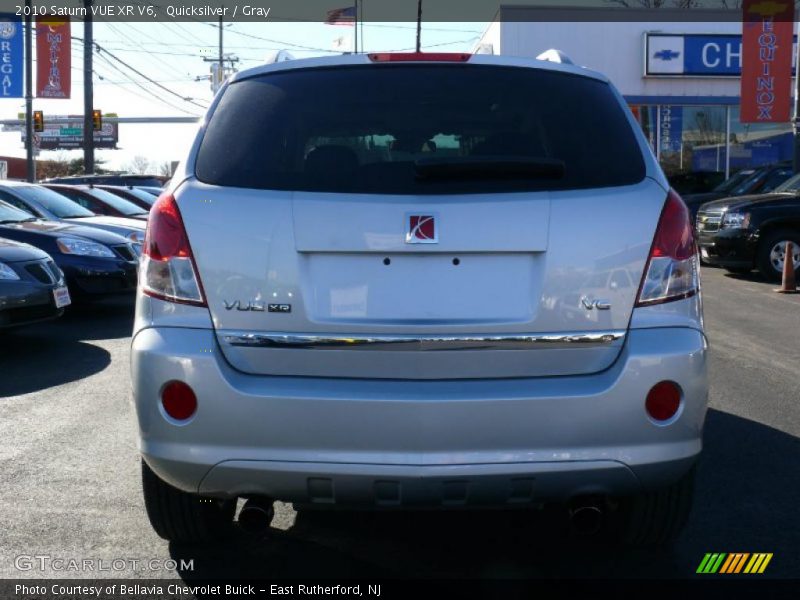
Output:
(660, 106), (684, 153)
(0, 14), (24, 98)
(740, 0), (794, 123)
(36, 17), (71, 99)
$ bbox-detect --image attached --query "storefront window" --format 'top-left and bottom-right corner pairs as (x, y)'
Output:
(728, 106), (792, 170)
(661, 106), (727, 177)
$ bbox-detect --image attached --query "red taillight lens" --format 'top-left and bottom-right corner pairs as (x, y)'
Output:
(651, 190), (695, 260)
(368, 52), (471, 62)
(161, 381), (197, 421)
(645, 381), (682, 422)
(141, 192), (206, 306)
(635, 189), (699, 306)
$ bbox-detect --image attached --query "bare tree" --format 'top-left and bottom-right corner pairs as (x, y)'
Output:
(127, 155), (151, 174)
(157, 161), (173, 177)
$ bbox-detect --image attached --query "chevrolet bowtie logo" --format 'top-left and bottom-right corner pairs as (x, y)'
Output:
(748, 1), (789, 17)
(654, 49), (680, 61)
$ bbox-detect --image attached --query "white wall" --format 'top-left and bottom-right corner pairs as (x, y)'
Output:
(493, 21), (744, 99)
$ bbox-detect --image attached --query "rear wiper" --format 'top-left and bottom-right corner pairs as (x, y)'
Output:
(414, 156), (565, 181)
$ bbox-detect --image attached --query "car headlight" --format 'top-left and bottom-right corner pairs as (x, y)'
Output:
(0, 262), (21, 281)
(721, 211), (750, 229)
(56, 237), (116, 258)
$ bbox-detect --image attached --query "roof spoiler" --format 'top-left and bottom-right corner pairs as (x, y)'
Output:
(535, 49), (574, 65)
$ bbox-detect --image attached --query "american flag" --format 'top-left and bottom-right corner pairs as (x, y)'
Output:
(325, 6), (356, 25)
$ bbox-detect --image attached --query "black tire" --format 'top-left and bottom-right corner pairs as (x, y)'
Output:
(756, 229), (800, 282)
(617, 467), (695, 545)
(141, 459), (236, 543)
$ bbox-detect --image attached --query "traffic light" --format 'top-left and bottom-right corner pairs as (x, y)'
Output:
(33, 110), (44, 132)
(92, 109), (102, 131)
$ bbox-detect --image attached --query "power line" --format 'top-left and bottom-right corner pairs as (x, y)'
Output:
(85, 39), (209, 109)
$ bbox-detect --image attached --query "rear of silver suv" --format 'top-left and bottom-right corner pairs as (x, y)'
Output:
(131, 53), (707, 544)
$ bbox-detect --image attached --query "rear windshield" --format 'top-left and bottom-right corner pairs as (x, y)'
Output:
(195, 65), (646, 194)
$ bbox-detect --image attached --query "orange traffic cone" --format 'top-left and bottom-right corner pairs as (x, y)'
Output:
(775, 241), (798, 294)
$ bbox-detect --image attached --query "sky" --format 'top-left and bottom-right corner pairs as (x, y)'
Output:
(0, 20), (488, 172)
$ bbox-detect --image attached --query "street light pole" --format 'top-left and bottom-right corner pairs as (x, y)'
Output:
(24, 0), (34, 182)
(83, 0), (94, 174)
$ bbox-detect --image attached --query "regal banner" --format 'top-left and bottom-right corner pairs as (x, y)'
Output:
(36, 17), (71, 98)
(740, 0), (794, 123)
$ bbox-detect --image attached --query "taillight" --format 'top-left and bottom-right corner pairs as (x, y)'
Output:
(367, 52), (471, 62)
(141, 192), (206, 306)
(635, 189), (698, 307)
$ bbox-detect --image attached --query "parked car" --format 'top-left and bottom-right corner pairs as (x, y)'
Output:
(669, 171), (725, 196)
(43, 174), (167, 187)
(683, 163), (794, 220)
(42, 184), (148, 221)
(132, 53), (707, 545)
(0, 200), (138, 299)
(0, 182), (145, 254)
(96, 185), (157, 209)
(696, 172), (800, 280)
(135, 186), (164, 196)
(0, 237), (70, 328)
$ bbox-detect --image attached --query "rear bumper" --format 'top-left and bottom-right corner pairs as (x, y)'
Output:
(131, 326), (708, 506)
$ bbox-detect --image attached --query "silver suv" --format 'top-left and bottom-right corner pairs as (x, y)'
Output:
(132, 53), (707, 545)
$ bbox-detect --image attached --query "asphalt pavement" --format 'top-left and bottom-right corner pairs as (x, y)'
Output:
(0, 266), (798, 580)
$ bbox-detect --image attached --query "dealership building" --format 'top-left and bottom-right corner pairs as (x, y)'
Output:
(476, 6), (796, 178)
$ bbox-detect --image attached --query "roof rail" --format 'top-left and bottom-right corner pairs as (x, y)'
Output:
(535, 49), (574, 65)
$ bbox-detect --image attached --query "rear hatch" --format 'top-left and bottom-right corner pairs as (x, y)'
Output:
(178, 59), (666, 379)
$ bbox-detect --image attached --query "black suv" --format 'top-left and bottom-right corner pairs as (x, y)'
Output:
(683, 163), (794, 221)
(696, 172), (800, 280)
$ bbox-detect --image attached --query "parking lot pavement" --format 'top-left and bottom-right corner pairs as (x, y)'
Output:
(0, 267), (798, 580)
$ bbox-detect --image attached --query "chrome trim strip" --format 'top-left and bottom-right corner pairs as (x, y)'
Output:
(218, 330), (626, 351)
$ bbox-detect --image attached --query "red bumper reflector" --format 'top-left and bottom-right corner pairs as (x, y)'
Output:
(161, 381), (197, 421)
(645, 381), (682, 422)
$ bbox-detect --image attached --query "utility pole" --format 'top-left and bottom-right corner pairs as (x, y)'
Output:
(83, 0), (94, 174)
(24, 0), (34, 182)
(218, 12), (223, 70)
(353, 0), (358, 54)
(415, 0), (422, 53)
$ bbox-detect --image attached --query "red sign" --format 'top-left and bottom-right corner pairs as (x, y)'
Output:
(740, 0), (795, 122)
(36, 17), (71, 99)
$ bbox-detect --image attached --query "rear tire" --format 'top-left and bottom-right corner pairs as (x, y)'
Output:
(617, 467), (695, 545)
(141, 460), (236, 543)
(756, 229), (800, 282)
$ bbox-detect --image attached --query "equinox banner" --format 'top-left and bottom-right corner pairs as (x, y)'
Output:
(740, 0), (794, 123)
(36, 16), (71, 98)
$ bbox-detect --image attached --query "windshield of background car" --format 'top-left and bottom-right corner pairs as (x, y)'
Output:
(758, 168), (794, 193)
(714, 170), (752, 193)
(0, 200), (37, 222)
(14, 186), (95, 218)
(195, 65), (647, 194)
(81, 188), (147, 215)
(774, 173), (800, 193)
